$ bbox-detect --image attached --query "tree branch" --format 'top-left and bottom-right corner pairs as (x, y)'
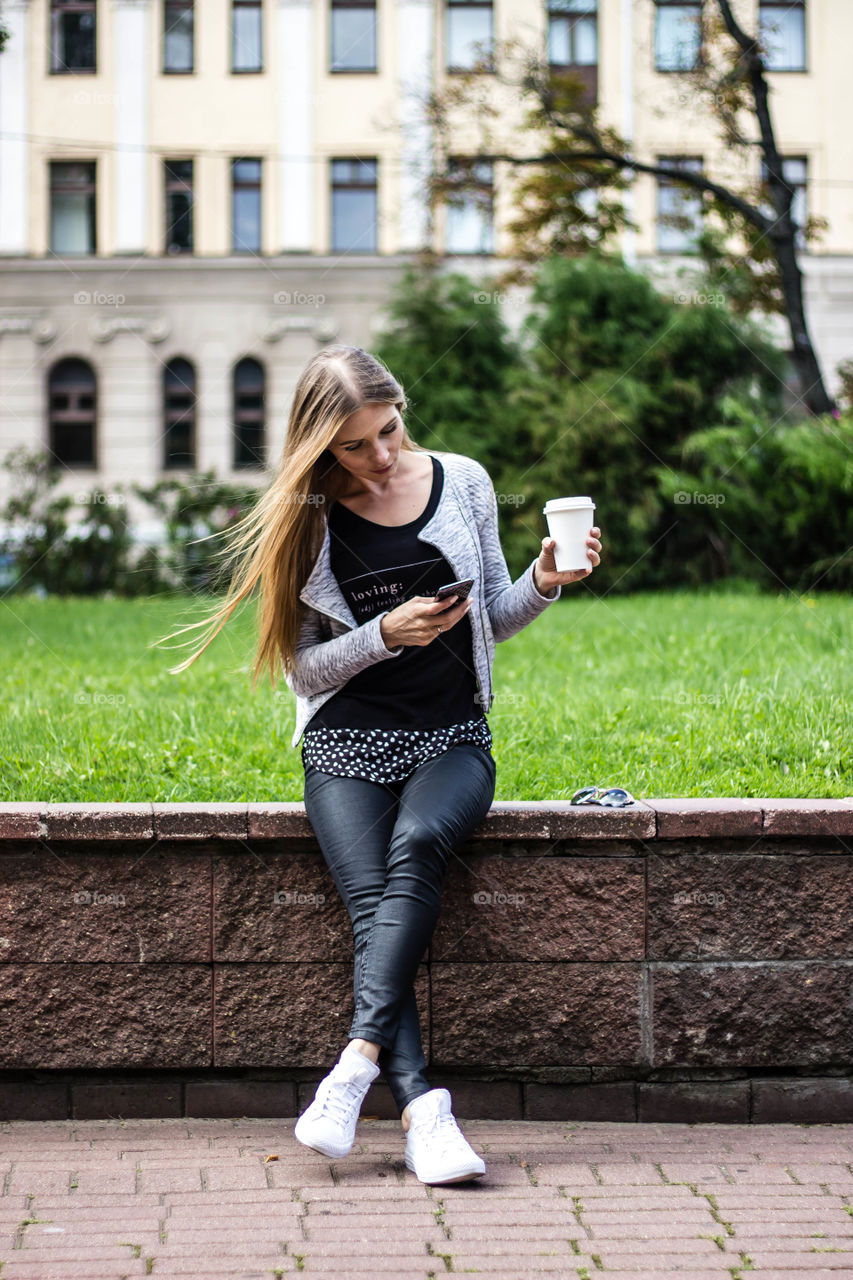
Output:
(475, 147), (771, 235)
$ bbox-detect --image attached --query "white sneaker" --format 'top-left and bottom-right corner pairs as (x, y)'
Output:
(404, 1088), (486, 1185)
(294, 1046), (380, 1159)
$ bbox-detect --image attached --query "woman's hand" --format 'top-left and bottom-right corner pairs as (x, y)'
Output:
(533, 527), (602, 595)
(380, 593), (473, 649)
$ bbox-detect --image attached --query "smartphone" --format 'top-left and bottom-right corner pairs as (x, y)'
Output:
(435, 577), (475, 602)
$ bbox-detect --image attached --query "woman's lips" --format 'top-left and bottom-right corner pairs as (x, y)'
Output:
(373, 462), (393, 473)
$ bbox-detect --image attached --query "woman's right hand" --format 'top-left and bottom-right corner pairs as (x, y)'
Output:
(380, 594), (473, 649)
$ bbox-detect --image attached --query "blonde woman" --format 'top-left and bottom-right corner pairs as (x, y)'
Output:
(165, 345), (602, 1185)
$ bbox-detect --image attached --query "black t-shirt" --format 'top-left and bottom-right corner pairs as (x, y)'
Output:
(305, 456), (483, 731)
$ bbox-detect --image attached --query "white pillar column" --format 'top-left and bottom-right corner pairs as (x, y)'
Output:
(278, 0), (315, 252)
(0, 0), (32, 255)
(397, 0), (434, 251)
(112, 0), (150, 254)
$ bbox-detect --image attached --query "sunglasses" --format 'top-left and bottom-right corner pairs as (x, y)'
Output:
(570, 786), (636, 808)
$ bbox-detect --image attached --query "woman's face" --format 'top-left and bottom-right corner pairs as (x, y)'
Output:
(327, 402), (404, 486)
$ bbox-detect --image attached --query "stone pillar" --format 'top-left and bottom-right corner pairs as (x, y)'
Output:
(397, 0), (434, 252)
(278, 0), (314, 252)
(112, 0), (151, 254)
(0, 0), (32, 255)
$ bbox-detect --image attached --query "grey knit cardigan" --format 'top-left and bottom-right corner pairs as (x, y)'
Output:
(282, 450), (563, 749)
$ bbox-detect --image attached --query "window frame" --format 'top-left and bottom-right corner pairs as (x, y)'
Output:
(163, 0), (194, 75)
(444, 156), (495, 255)
(231, 157), (263, 254)
(49, 0), (97, 75)
(656, 154), (705, 255)
(653, 0), (702, 74)
(48, 356), (97, 469)
(49, 160), (97, 256)
(445, 0), (495, 75)
(164, 158), (194, 256)
(758, 0), (807, 73)
(162, 357), (197, 471)
(232, 357), (267, 470)
(330, 157), (379, 254)
(231, 0), (264, 74)
(329, 0), (378, 74)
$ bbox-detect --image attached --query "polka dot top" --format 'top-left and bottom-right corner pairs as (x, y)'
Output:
(301, 716), (493, 784)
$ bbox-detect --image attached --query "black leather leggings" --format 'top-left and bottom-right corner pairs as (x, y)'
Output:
(303, 742), (496, 1115)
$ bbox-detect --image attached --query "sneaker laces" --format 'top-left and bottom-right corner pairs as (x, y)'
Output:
(412, 1108), (470, 1156)
(314, 1075), (366, 1127)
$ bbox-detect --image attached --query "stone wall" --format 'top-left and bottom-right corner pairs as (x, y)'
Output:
(0, 799), (852, 1123)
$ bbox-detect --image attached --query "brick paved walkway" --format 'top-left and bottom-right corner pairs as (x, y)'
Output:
(1, 1118), (853, 1278)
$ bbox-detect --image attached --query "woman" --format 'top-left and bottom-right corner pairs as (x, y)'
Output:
(165, 345), (602, 1186)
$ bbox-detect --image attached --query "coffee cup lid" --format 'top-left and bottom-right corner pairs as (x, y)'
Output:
(542, 496), (595, 514)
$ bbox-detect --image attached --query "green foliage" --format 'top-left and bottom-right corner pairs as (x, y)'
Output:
(375, 254), (808, 593)
(652, 400), (853, 591)
(0, 448), (260, 596)
(0, 447), (134, 595)
(373, 264), (527, 471)
(130, 471), (260, 593)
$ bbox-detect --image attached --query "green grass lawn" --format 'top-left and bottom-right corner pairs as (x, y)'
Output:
(2, 584), (850, 801)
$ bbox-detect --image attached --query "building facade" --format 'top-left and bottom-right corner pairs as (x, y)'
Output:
(0, 0), (851, 515)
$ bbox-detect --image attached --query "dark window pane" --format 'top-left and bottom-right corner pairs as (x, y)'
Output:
(48, 357), (96, 467)
(233, 358), (266, 468)
(52, 8), (97, 72)
(163, 359), (196, 468)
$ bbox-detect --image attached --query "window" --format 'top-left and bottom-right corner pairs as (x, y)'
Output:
(164, 1), (193, 73)
(548, 0), (597, 66)
(48, 358), (96, 467)
(233, 358), (266, 469)
(330, 158), (378, 253)
(163, 358), (196, 469)
(165, 159), (193, 254)
(654, 1), (701, 72)
(547, 0), (597, 104)
(331, 0), (377, 71)
(445, 158), (494, 254)
(761, 155), (808, 249)
(759, 1), (805, 71)
(657, 156), (703, 253)
(50, 0), (96, 73)
(446, 0), (493, 72)
(50, 161), (96, 254)
(232, 0), (262, 72)
(232, 158), (262, 253)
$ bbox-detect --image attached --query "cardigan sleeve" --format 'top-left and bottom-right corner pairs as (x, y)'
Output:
(471, 462), (562, 643)
(282, 604), (404, 699)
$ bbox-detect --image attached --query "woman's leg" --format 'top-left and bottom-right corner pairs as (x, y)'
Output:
(351, 743), (497, 1114)
(302, 763), (398, 1053)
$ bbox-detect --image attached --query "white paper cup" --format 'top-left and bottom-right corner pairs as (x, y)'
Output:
(542, 496), (596, 573)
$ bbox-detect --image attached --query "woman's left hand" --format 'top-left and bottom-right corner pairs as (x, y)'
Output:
(533, 527), (602, 594)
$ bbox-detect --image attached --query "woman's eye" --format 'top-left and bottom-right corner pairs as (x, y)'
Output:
(344, 424), (396, 453)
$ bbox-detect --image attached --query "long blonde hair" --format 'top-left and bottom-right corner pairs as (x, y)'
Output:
(156, 345), (430, 688)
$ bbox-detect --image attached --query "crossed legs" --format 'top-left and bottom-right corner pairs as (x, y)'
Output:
(302, 742), (497, 1121)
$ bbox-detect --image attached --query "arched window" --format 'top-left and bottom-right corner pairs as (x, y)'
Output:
(163, 357), (196, 469)
(48, 357), (96, 467)
(232, 356), (266, 468)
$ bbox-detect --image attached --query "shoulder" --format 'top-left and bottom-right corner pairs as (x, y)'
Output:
(425, 450), (493, 494)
